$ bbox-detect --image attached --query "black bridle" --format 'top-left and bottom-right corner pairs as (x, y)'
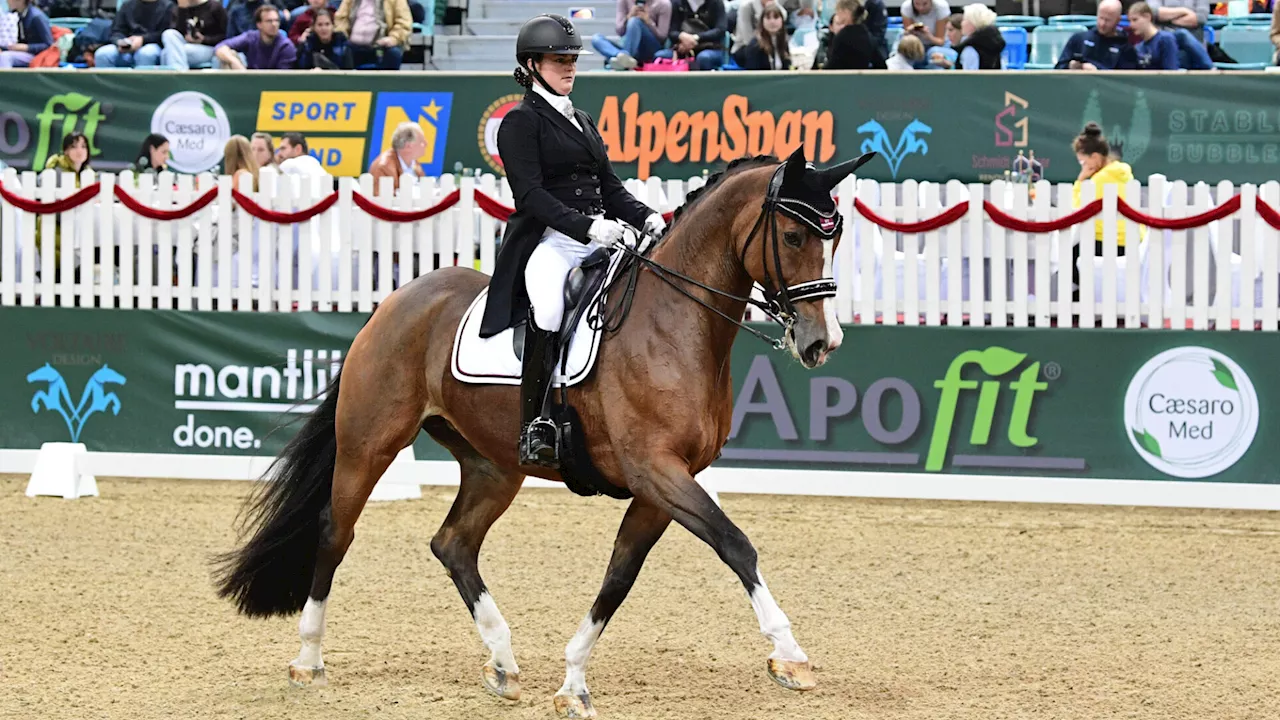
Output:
(593, 162), (840, 350)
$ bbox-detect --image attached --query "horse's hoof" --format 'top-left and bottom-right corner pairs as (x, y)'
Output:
(554, 691), (597, 719)
(288, 663), (328, 688)
(767, 658), (817, 691)
(481, 662), (521, 701)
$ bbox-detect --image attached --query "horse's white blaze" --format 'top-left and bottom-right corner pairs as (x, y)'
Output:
(749, 571), (808, 663)
(557, 614), (605, 696)
(294, 597), (327, 668)
(473, 592), (519, 672)
(821, 238), (843, 349)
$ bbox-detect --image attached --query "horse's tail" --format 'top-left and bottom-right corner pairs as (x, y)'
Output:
(212, 372), (342, 618)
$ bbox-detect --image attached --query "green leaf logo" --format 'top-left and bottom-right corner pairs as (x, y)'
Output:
(1132, 428), (1162, 458)
(201, 99), (217, 119)
(1211, 358), (1237, 391)
(975, 346), (1027, 377)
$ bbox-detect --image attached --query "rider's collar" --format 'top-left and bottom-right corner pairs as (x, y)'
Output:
(530, 81), (575, 118)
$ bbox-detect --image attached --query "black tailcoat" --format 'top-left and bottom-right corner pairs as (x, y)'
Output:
(478, 89), (653, 338)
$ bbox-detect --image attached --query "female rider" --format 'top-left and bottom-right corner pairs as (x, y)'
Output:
(478, 14), (666, 469)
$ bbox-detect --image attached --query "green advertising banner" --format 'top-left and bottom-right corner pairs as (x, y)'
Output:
(2, 70), (1278, 185)
(3, 307), (1278, 485)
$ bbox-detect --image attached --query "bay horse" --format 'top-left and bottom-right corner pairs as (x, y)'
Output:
(213, 147), (870, 718)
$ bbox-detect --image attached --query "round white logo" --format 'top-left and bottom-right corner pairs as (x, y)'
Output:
(1124, 346), (1258, 479)
(150, 91), (231, 174)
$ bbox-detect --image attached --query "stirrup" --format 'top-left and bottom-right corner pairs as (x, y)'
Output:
(520, 417), (559, 468)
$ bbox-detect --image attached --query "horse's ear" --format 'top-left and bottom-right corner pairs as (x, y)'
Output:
(815, 152), (878, 191)
(782, 146), (807, 186)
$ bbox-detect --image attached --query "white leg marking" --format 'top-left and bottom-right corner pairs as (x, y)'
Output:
(294, 597), (327, 669)
(749, 572), (808, 663)
(473, 592), (519, 673)
(557, 614), (605, 697)
(821, 239), (844, 349)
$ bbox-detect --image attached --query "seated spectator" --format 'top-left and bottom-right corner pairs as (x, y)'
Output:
(215, 3), (297, 69)
(287, 0), (327, 45)
(94, 0), (173, 68)
(927, 13), (962, 66)
(862, 0), (888, 58)
(952, 4), (1002, 69)
(131, 133), (171, 175)
(251, 132), (279, 169)
(334, 0), (410, 70)
(1144, 0), (1208, 41)
(732, 2), (790, 69)
(45, 132), (91, 179)
(822, 0), (886, 69)
(1070, 122), (1134, 300)
(277, 132), (330, 177)
(592, 0), (670, 70)
(887, 32), (924, 69)
(1055, 0), (1136, 70)
(161, 0), (228, 69)
(901, 0), (949, 48)
(0, 0), (53, 69)
(224, 134), (260, 189)
(296, 7), (352, 68)
(1128, 1), (1177, 69)
(368, 121), (426, 194)
(654, 0), (726, 71)
(227, 0), (272, 38)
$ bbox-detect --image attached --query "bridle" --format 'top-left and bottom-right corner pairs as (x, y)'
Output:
(595, 161), (840, 351)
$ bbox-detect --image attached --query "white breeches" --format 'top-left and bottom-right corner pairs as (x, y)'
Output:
(525, 229), (605, 331)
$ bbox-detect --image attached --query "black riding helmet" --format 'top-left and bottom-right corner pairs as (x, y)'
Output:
(514, 14), (591, 96)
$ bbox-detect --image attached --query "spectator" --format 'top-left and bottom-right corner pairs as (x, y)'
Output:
(822, 0), (886, 69)
(334, 0), (411, 70)
(131, 133), (170, 175)
(927, 13), (962, 66)
(45, 132), (91, 178)
(94, 0), (173, 68)
(0, 0), (53, 68)
(368, 121), (425, 194)
(732, 2), (789, 69)
(215, 3), (297, 69)
(287, 0), (327, 45)
(296, 7), (353, 68)
(952, 3), (1002, 69)
(862, 0), (888, 58)
(901, 0), (949, 47)
(1273, 0), (1280, 65)
(1070, 122), (1134, 300)
(887, 32), (923, 69)
(227, 0), (271, 37)
(277, 132), (330, 177)
(592, 0), (670, 70)
(251, 132), (279, 169)
(655, 0), (727, 70)
(161, 0), (228, 69)
(1144, 0), (1208, 41)
(1128, 1), (1177, 69)
(223, 135), (260, 189)
(1054, 0), (1136, 70)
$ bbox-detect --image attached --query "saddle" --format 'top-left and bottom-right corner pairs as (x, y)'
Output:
(512, 246), (613, 362)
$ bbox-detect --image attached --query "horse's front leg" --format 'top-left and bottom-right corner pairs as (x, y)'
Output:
(630, 453), (816, 691)
(554, 500), (671, 719)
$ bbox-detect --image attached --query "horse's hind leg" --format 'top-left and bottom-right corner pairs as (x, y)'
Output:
(629, 454), (816, 692)
(424, 418), (526, 701)
(554, 500), (671, 719)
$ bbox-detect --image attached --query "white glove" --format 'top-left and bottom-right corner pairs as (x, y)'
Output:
(642, 212), (667, 238)
(588, 218), (628, 247)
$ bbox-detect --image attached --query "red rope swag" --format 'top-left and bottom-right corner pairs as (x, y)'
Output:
(0, 181), (103, 214)
(115, 185), (218, 220)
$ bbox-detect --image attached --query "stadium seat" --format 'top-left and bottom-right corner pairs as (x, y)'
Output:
(885, 26), (902, 53)
(1026, 24), (1085, 68)
(996, 14), (1045, 28)
(1215, 25), (1273, 68)
(1048, 14), (1095, 25)
(999, 26), (1028, 68)
(50, 17), (92, 31)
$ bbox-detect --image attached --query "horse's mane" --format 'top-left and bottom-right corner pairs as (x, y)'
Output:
(664, 154), (779, 237)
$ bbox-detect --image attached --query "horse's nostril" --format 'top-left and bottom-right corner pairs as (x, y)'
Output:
(804, 340), (827, 363)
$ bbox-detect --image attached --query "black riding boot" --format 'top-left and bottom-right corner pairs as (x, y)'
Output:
(519, 317), (560, 468)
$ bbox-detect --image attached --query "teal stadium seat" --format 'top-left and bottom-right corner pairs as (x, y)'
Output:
(1215, 24), (1273, 69)
(1026, 24), (1085, 69)
(995, 14), (1045, 28)
(885, 26), (902, 54)
(1048, 14), (1095, 25)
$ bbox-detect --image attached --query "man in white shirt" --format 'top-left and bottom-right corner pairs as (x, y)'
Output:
(277, 132), (331, 178)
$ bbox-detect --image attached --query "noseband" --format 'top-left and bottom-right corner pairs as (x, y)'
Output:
(595, 160), (840, 351)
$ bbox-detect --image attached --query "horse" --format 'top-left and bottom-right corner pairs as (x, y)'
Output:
(28, 363), (79, 439)
(213, 148), (869, 718)
(71, 365), (127, 442)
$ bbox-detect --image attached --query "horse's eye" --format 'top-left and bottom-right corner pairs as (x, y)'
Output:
(783, 231), (803, 248)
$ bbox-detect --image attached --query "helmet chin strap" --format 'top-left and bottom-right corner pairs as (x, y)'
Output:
(526, 59), (565, 96)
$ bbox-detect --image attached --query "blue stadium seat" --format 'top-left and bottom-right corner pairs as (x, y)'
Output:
(1048, 14), (1095, 25)
(1026, 23), (1085, 69)
(996, 15), (1044, 28)
(999, 26), (1028, 68)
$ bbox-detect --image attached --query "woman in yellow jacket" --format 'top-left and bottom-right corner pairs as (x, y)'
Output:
(1071, 122), (1138, 301)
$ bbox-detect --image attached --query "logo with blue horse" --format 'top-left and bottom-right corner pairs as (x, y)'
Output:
(27, 363), (127, 442)
(857, 119), (932, 179)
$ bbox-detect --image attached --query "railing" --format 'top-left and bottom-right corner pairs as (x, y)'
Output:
(3, 167), (1279, 330)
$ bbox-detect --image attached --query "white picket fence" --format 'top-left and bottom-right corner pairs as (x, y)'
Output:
(3, 167), (1279, 330)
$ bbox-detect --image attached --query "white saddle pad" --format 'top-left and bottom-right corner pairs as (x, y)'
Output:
(451, 250), (626, 387)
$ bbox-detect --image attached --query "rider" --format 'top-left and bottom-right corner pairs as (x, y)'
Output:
(477, 14), (667, 469)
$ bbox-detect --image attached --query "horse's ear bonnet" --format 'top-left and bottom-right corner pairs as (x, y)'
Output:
(770, 147), (877, 240)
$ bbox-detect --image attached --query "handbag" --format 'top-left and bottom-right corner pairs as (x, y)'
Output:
(638, 56), (693, 71)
